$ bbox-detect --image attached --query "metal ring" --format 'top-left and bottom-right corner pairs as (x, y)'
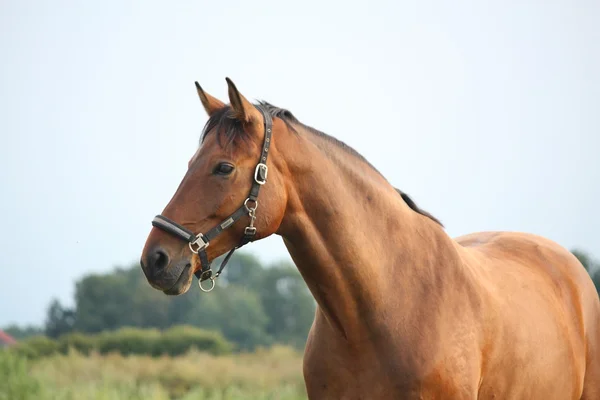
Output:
(244, 198), (258, 212)
(198, 277), (216, 292)
(188, 241), (199, 254)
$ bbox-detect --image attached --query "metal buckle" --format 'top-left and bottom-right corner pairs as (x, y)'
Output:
(188, 233), (209, 254)
(244, 226), (257, 236)
(254, 163), (268, 185)
(199, 269), (213, 281)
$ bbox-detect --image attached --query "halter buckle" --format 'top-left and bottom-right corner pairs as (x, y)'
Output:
(198, 269), (213, 281)
(254, 163), (268, 185)
(188, 234), (209, 254)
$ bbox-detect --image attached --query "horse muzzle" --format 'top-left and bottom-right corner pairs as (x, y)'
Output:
(140, 249), (193, 294)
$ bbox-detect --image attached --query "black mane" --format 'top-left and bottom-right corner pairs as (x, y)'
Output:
(200, 101), (442, 227)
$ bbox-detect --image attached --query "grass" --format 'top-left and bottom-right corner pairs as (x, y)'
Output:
(0, 345), (307, 400)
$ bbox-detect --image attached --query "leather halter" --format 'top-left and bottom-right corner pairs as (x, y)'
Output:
(151, 106), (273, 292)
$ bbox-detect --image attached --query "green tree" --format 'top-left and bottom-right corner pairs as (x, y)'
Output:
(256, 262), (316, 349)
(73, 265), (171, 332)
(44, 299), (75, 338)
(2, 324), (43, 340)
(65, 252), (317, 350)
(218, 253), (316, 348)
(217, 251), (265, 286)
(183, 285), (271, 350)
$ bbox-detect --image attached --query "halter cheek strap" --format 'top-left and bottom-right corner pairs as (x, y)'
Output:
(151, 106), (273, 292)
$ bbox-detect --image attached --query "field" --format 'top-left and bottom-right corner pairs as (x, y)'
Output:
(0, 345), (307, 400)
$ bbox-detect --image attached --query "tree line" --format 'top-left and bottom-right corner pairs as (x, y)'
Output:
(4, 249), (599, 352)
(6, 252), (316, 351)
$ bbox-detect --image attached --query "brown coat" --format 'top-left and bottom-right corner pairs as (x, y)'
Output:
(141, 79), (600, 399)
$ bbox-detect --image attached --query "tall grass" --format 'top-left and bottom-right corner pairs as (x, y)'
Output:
(1, 346), (307, 400)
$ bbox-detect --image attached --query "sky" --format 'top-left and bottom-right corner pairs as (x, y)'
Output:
(1, 0), (598, 327)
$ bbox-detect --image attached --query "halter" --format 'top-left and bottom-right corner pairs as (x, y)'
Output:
(151, 106), (273, 292)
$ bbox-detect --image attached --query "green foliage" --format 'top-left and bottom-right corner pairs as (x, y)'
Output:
(95, 327), (161, 356)
(154, 325), (233, 356)
(256, 263), (316, 349)
(2, 324), (43, 340)
(44, 299), (75, 339)
(73, 267), (172, 333)
(7, 251), (317, 352)
(12, 336), (59, 359)
(183, 285), (272, 350)
(57, 332), (96, 355)
(40, 251), (316, 351)
(217, 252), (265, 286)
(9, 326), (232, 359)
(0, 351), (41, 399)
(207, 259), (316, 348)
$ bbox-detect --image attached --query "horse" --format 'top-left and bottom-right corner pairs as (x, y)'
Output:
(140, 78), (600, 399)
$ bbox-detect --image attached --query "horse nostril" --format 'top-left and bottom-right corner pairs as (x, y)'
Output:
(151, 248), (169, 271)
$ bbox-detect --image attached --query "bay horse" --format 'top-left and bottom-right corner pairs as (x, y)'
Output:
(140, 78), (600, 399)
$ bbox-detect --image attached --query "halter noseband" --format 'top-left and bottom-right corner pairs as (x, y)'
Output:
(151, 106), (273, 292)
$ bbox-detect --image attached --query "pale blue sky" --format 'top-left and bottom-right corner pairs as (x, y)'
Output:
(1, 0), (598, 326)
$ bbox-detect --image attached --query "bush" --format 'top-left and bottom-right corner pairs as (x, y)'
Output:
(155, 325), (233, 356)
(57, 332), (96, 355)
(96, 327), (160, 356)
(7, 326), (233, 360)
(12, 336), (59, 359)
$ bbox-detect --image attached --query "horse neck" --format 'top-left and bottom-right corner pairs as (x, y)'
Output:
(275, 125), (461, 341)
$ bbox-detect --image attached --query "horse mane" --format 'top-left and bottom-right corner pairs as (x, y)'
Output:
(200, 102), (443, 227)
(395, 189), (443, 227)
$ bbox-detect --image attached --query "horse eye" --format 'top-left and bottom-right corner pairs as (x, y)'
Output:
(214, 163), (234, 175)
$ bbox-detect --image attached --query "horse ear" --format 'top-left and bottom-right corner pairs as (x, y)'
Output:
(225, 77), (262, 125)
(195, 82), (225, 116)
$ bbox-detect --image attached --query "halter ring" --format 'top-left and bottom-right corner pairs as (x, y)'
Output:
(198, 277), (216, 292)
(244, 198), (258, 212)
